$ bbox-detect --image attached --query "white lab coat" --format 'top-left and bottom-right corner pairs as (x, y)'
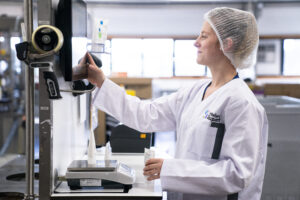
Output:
(92, 78), (268, 200)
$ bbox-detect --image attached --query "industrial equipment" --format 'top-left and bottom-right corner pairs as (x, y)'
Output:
(258, 95), (300, 199)
(65, 160), (135, 193)
(110, 124), (152, 153)
(15, 24), (64, 99)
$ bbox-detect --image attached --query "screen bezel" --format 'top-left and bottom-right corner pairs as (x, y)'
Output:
(55, 0), (87, 82)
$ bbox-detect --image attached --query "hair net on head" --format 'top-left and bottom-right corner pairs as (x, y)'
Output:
(204, 7), (259, 69)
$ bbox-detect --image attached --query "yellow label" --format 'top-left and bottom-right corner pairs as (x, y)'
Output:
(0, 49), (6, 56)
(140, 133), (146, 139)
(126, 89), (136, 96)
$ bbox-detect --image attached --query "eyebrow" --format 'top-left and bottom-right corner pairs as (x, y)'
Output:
(201, 31), (209, 34)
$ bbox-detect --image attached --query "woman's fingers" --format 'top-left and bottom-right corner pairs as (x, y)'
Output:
(144, 168), (161, 181)
(143, 167), (159, 175)
(145, 158), (163, 165)
(79, 52), (88, 65)
(147, 174), (160, 181)
(88, 63), (98, 71)
(144, 163), (161, 172)
(87, 52), (96, 66)
(80, 52), (105, 88)
(143, 158), (164, 181)
(87, 64), (105, 87)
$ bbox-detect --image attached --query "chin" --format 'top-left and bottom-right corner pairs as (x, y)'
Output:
(196, 59), (205, 65)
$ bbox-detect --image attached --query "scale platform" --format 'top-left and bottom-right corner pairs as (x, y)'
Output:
(67, 160), (118, 172)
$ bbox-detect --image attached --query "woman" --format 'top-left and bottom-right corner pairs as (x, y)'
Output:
(87, 7), (268, 200)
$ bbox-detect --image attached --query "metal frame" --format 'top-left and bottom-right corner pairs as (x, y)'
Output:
(24, 0), (35, 199)
(3, 0), (300, 4)
(37, 0), (53, 200)
(85, 0), (300, 4)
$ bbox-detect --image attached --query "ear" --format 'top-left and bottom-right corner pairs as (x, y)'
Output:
(223, 38), (233, 52)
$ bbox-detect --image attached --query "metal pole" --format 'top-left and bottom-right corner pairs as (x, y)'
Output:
(24, 0), (35, 199)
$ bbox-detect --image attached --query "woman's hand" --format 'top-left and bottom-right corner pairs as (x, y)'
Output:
(86, 52), (106, 88)
(143, 158), (164, 181)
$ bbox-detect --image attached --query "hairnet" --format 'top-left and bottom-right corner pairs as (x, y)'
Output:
(204, 7), (259, 69)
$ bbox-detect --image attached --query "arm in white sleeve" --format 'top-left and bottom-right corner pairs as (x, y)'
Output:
(160, 98), (263, 195)
(92, 79), (184, 133)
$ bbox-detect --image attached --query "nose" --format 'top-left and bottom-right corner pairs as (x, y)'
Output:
(194, 36), (201, 48)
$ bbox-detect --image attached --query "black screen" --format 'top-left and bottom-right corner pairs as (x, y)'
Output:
(55, 0), (87, 81)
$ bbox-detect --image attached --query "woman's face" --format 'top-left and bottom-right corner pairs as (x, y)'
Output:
(194, 21), (223, 66)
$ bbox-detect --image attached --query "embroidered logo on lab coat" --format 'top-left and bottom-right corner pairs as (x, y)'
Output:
(203, 110), (221, 123)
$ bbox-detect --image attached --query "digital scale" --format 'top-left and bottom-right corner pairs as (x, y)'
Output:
(66, 160), (136, 193)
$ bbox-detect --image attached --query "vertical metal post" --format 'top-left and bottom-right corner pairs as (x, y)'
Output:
(37, 1), (52, 199)
(24, 0), (35, 199)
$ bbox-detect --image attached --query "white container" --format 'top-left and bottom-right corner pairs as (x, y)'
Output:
(87, 129), (96, 165)
(91, 18), (108, 53)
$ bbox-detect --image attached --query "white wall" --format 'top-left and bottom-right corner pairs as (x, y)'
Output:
(87, 3), (300, 37)
(87, 4), (233, 37)
(0, 2), (23, 17)
(1, 2), (299, 36)
(52, 78), (89, 177)
(258, 4), (300, 35)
